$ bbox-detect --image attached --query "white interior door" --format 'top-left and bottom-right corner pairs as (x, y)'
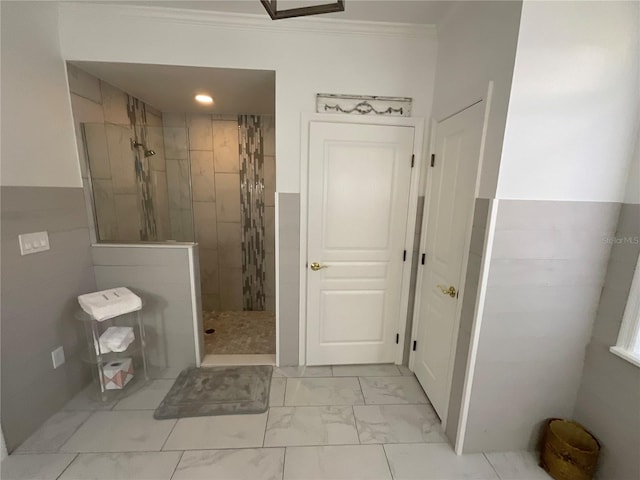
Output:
(307, 121), (415, 365)
(412, 102), (485, 419)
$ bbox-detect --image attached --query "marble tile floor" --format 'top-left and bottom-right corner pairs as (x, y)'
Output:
(203, 310), (275, 355)
(2, 365), (551, 480)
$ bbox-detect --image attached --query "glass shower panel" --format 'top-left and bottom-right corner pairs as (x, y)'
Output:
(81, 123), (194, 243)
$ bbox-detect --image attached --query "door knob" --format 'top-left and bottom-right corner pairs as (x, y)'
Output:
(437, 285), (457, 298)
(310, 262), (327, 271)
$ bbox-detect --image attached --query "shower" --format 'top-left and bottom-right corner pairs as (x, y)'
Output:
(132, 140), (156, 157)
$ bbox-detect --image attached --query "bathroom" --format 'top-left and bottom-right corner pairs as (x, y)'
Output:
(68, 61), (276, 364)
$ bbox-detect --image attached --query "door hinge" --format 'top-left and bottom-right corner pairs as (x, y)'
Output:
(403, 250), (407, 262)
(412, 340), (417, 351)
(411, 154), (415, 168)
(421, 253), (426, 265)
(430, 154), (435, 167)
(395, 333), (400, 344)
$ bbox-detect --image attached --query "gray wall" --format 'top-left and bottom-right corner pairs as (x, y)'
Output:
(446, 198), (490, 444)
(574, 203), (640, 480)
(1, 187), (96, 451)
(91, 244), (201, 371)
(278, 193), (300, 366)
(464, 200), (618, 452)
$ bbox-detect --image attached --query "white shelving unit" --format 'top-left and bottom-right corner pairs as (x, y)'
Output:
(76, 305), (150, 402)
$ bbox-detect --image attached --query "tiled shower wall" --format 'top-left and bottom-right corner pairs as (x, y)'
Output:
(162, 113), (275, 312)
(463, 200), (619, 453)
(67, 64), (170, 242)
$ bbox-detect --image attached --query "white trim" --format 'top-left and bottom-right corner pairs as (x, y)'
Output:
(396, 120), (425, 364)
(455, 198), (499, 455)
(91, 242), (196, 249)
(611, 254), (640, 368)
(275, 193), (281, 367)
(610, 346), (640, 368)
(187, 245), (202, 367)
(59, 3), (436, 39)
(1, 428), (7, 461)
(299, 113), (425, 366)
(408, 86), (492, 433)
(201, 354), (276, 367)
(408, 120), (437, 373)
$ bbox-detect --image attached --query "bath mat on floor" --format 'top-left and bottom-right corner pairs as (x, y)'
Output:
(153, 365), (272, 419)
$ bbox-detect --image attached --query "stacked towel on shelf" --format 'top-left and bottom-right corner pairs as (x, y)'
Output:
(78, 287), (141, 321)
(95, 326), (135, 354)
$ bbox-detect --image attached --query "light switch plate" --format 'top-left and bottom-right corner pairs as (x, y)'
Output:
(18, 231), (50, 255)
(51, 346), (65, 369)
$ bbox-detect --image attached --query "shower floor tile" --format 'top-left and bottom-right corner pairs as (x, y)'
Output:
(203, 310), (275, 355)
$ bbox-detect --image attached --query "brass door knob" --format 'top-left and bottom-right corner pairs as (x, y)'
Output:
(310, 262), (328, 271)
(437, 285), (457, 298)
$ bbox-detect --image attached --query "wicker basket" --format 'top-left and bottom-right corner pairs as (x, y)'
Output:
(540, 418), (600, 480)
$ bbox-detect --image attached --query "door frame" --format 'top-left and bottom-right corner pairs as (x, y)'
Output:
(299, 113), (425, 366)
(408, 84), (493, 429)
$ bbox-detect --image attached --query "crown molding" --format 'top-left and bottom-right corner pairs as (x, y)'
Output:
(59, 2), (437, 39)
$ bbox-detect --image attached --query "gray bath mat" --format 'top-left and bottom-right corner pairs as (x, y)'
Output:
(153, 365), (272, 419)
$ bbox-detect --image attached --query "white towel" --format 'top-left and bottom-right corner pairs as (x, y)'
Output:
(78, 287), (141, 322)
(97, 326), (135, 354)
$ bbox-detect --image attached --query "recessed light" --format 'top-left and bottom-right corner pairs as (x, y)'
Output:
(195, 94), (214, 105)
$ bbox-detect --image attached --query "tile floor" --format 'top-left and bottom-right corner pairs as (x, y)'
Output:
(1, 364), (551, 480)
(203, 310), (275, 355)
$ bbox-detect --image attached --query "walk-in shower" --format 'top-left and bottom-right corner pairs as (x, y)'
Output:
(71, 61), (276, 359)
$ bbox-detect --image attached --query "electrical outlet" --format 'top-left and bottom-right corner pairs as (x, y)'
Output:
(51, 346), (65, 369)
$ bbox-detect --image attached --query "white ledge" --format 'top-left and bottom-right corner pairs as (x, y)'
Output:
(610, 346), (640, 368)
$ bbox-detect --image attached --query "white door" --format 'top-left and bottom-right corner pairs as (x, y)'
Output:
(412, 102), (485, 419)
(307, 121), (415, 365)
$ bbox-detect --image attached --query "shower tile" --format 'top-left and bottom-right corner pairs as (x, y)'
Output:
(218, 222), (242, 269)
(199, 248), (220, 295)
(262, 115), (276, 156)
(181, 208), (195, 242)
(169, 208), (184, 241)
(100, 80), (130, 125)
(147, 110), (163, 127)
(193, 201), (218, 249)
(219, 267), (243, 310)
(147, 127), (166, 171)
(188, 114), (213, 150)
(264, 155), (276, 206)
(67, 63), (102, 103)
(166, 159), (191, 209)
(265, 252), (275, 297)
(266, 296), (275, 312)
(84, 123), (111, 179)
(106, 124), (136, 195)
(93, 179), (118, 241)
(213, 120), (240, 173)
(190, 150), (216, 202)
(162, 112), (186, 127)
(163, 127), (189, 159)
(265, 206), (275, 254)
(215, 173), (241, 223)
(202, 293), (221, 311)
(114, 194), (141, 242)
(151, 170), (171, 240)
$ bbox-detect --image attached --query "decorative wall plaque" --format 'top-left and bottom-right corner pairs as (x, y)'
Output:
(316, 94), (412, 117)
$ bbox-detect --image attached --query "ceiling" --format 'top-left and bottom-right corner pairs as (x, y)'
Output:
(70, 1), (452, 113)
(112, 0), (454, 25)
(71, 62), (275, 114)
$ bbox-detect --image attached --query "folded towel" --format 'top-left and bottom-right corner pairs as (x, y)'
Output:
(78, 287), (141, 322)
(97, 326), (135, 354)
